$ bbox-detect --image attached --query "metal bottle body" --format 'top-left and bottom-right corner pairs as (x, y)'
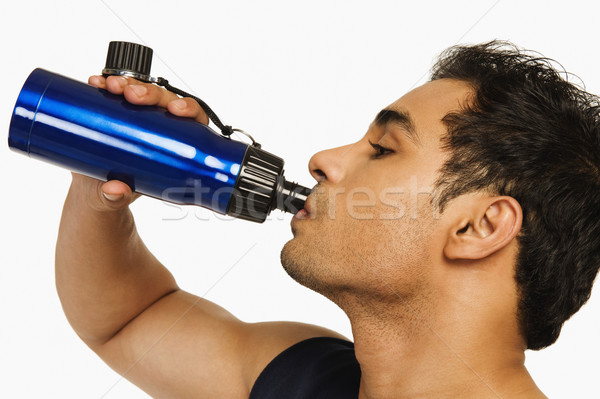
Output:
(9, 68), (248, 214)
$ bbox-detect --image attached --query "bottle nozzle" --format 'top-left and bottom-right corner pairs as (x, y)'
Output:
(274, 178), (312, 215)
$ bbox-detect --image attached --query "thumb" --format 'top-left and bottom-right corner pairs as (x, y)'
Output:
(98, 180), (138, 210)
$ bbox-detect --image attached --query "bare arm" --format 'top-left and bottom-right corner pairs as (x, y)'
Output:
(55, 76), (346, 398)
(55, 172), (177, 346)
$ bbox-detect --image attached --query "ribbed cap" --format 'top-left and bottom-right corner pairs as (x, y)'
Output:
(103, 41), (153, 81)
(227, 146), (285, 222)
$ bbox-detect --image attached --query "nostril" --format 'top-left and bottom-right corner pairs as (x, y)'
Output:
(313, 169), (327, 182)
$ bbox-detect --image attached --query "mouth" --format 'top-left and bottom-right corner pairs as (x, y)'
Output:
(294, 208), (309, 220)
(292, 186), (317, 221)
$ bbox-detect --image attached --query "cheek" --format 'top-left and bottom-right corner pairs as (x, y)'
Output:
(327, 189), (437, 269)
(331, 183), (425, 224)
(332, 217), (435, 298)
(308, 175), (438, 254)
(366, 218), (435, 288)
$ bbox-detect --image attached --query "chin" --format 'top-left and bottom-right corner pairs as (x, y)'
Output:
(281, 237), (353, 306)
(280, 239), (310, 283)
(280, 238), (328, 292)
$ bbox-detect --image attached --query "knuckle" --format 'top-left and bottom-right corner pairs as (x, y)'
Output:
(184, 98), (201, 111)
(126, 77), (142, 84)
(156, 88), (176, 107)
(157, 86), (171, 100)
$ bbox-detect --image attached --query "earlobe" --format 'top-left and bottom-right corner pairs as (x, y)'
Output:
(443, 196), (522, 261)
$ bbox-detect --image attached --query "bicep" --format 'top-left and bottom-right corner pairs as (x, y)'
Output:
(92, 290), (250, 398)
(91, 290), (347, 398)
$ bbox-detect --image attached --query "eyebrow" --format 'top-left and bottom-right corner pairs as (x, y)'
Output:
(373, 108), (419, 145)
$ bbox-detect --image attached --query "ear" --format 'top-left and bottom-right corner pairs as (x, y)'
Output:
(443, 196), (523, 260)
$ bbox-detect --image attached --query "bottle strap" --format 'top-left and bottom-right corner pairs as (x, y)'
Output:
(155, 77), (260, 148)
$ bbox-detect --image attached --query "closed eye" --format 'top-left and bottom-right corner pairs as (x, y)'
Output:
(368, 139), (393, 159)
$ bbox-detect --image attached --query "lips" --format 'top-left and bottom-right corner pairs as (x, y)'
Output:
(293, 199), (312, 220)
(294, 208), (309, 219)
(292, 187), (316, 221)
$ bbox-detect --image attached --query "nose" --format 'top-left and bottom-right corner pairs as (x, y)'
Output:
(308, 144), (353, 184)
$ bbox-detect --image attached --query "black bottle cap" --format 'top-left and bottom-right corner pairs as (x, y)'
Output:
(103, 41), (153, 82)
(227, 146), (285, 223)
(227, 146), (311, 223)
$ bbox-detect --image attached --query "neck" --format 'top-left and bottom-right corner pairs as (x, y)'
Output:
(339, 293), (546, 399)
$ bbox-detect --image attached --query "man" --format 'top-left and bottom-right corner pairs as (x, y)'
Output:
(57, 41), (599, 398)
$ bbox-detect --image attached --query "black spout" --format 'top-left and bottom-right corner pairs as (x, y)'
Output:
(274, 178), (312, 214)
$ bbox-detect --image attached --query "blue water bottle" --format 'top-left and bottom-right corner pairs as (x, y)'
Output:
(8, 42), (310, 222)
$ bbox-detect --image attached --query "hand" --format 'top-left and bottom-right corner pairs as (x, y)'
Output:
(71, 75), (210, 211)
(88, 75), (209, 124)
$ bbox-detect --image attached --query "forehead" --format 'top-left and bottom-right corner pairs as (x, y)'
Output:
(385, 79), (473, 147)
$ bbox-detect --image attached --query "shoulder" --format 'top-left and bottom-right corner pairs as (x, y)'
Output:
(248, 335), (360, 399)
(241, 321), (350, 392)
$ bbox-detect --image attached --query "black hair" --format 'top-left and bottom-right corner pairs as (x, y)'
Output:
(430, 40), (600, 350)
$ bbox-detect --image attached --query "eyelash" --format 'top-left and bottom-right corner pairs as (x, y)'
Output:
(368, 139), (393, 159)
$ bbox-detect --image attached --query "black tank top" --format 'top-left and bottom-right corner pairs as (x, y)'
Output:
(249, 337), (361, 398)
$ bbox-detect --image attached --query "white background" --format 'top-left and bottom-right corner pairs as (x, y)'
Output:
(2, 1), (599, 397)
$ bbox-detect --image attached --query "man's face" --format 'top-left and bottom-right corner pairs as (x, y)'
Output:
(281, 79), (473, 303)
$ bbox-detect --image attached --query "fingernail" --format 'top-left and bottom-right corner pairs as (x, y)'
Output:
(103, 192), (123, 201)
(116, 76), (128, 87)
(172, 99), (187, 109)
(130, 85), (147, 97)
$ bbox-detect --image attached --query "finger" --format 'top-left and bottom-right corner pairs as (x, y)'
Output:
(98, 180), (138, 210)
(167, 98), (210, 124)
(104, 75), (134, 95)
(88, 75), (107, 89)
(123, 83), (180, 108)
